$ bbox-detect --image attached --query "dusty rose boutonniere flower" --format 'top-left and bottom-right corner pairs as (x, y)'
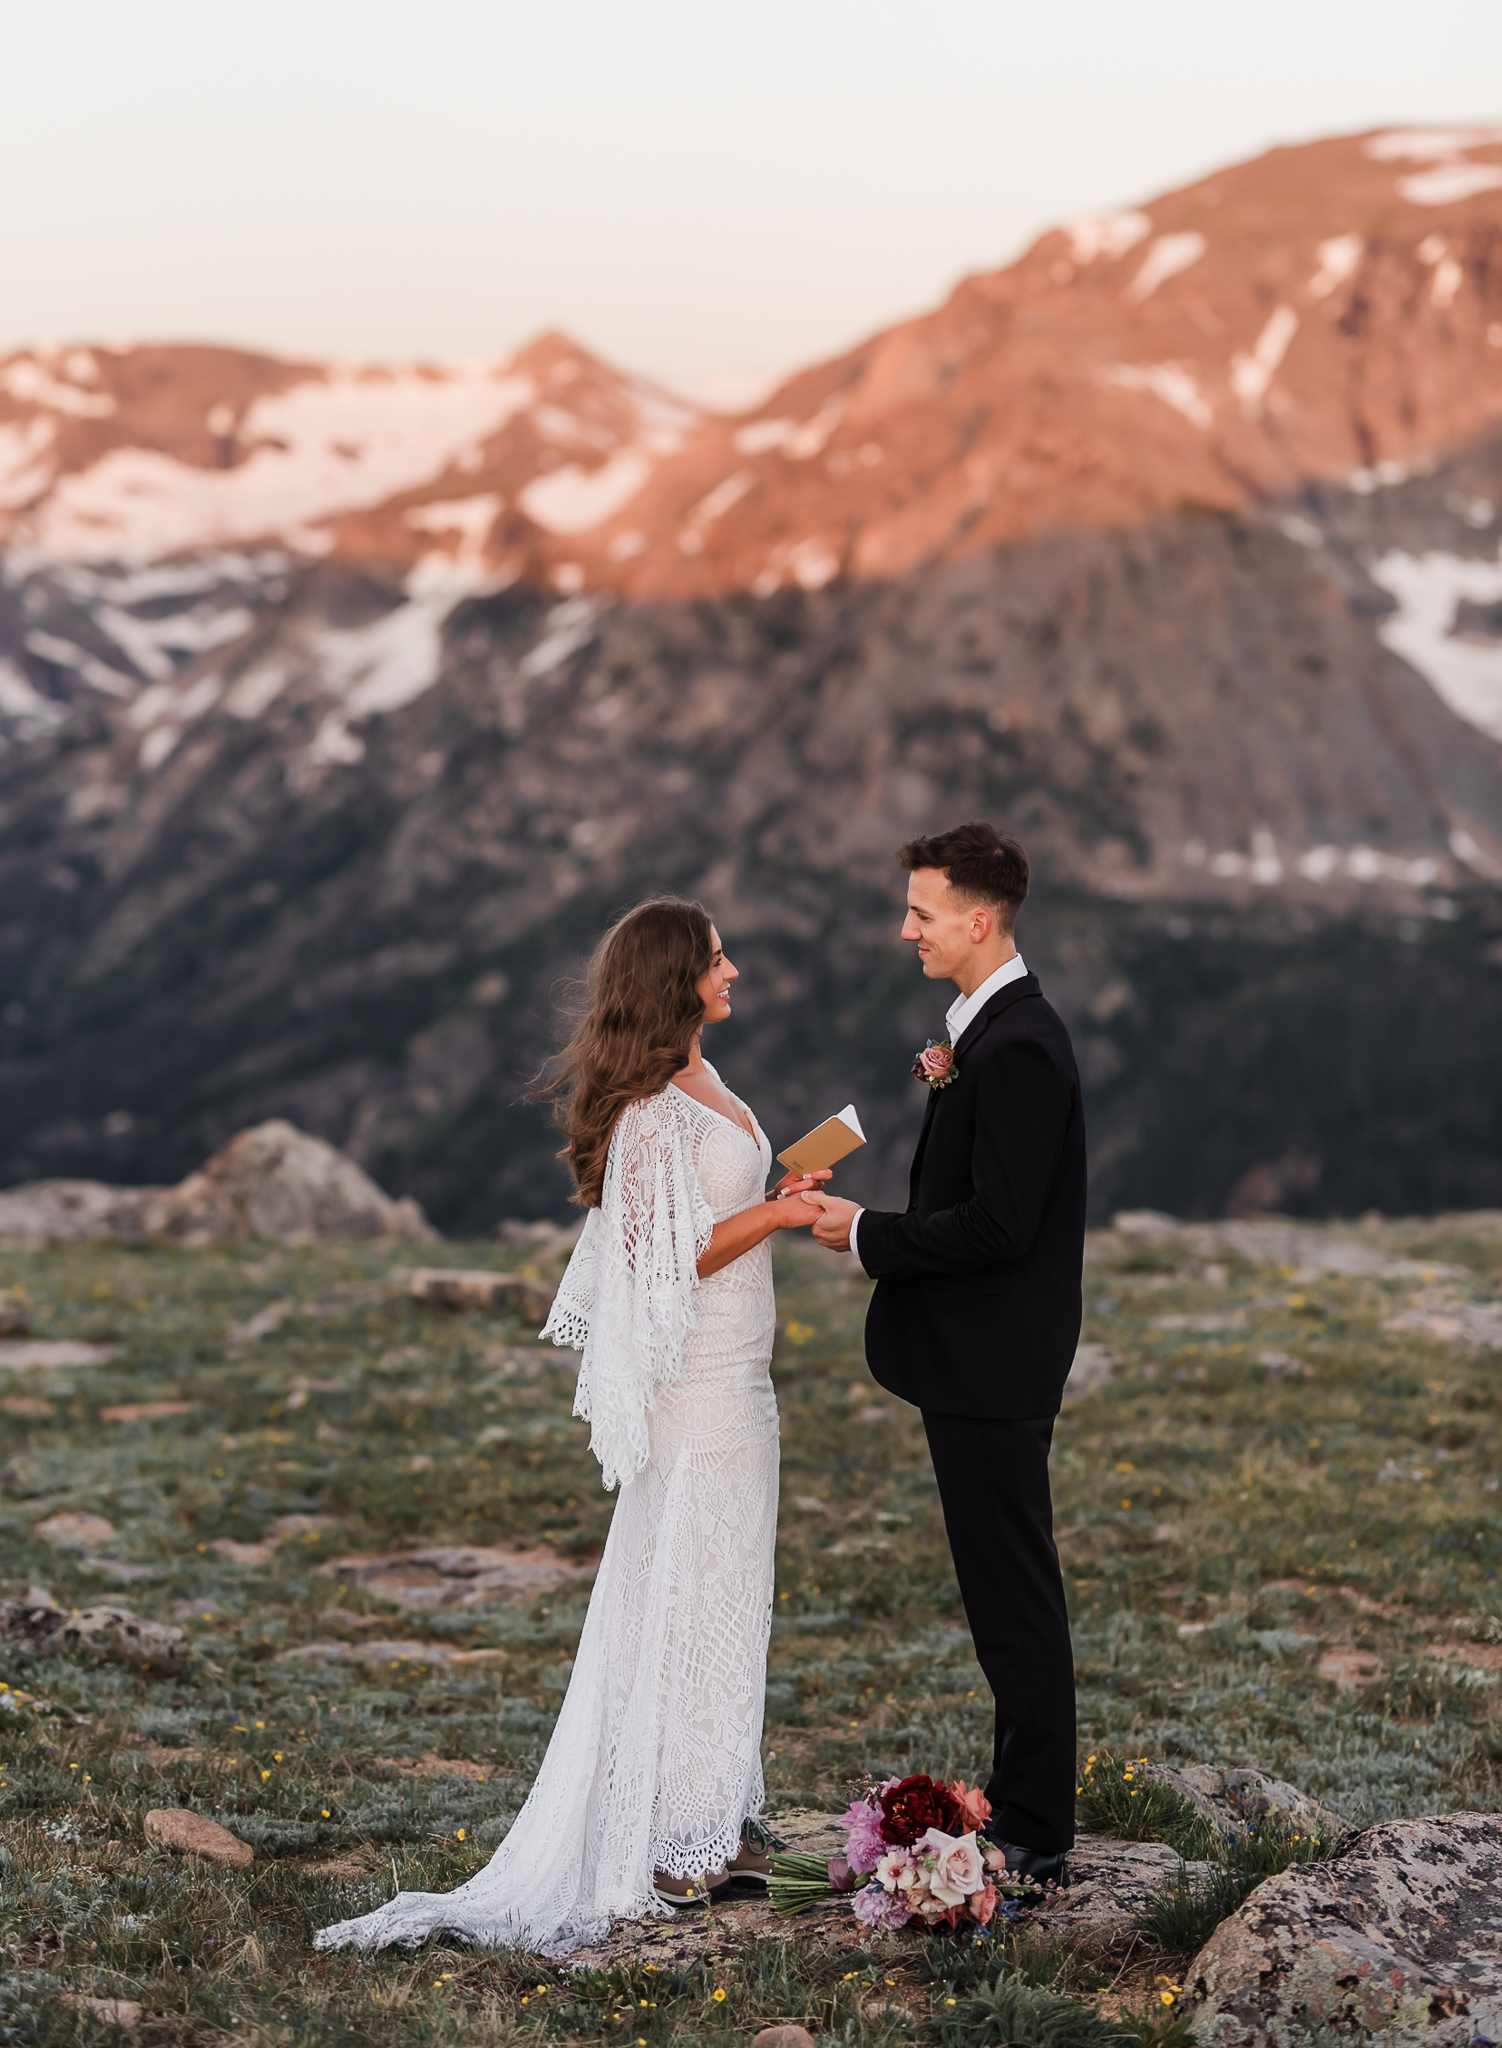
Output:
(912, 1039), (957, 1088)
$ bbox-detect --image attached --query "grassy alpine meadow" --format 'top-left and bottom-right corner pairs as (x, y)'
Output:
(0, 1215), (1500, 2044)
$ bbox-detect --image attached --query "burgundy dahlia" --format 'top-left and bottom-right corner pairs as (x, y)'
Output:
(877, 1773), (965, 1846)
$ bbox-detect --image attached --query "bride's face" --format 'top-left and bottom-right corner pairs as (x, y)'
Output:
(696, 925), (739, 1025)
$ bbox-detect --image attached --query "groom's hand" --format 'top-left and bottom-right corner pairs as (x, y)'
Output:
(806, 1193), (860, 1252)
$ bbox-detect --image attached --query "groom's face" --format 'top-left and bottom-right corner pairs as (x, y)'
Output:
(901, 868), (988, 982)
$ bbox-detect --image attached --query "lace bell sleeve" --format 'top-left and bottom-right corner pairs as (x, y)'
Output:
(540, 1092), (715, 1491)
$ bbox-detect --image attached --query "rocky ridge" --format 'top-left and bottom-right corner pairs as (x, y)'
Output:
(4, 130), (1502, 603)
(2, 128), (1501, 1224)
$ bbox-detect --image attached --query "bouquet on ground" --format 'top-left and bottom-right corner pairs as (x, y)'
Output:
(769, 1773), (1042, 1932)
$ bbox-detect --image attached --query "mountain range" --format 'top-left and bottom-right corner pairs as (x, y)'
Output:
(3, 124), (1501, 1228)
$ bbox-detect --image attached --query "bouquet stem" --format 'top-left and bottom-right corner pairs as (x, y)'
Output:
(768, 1851), (843, 1917)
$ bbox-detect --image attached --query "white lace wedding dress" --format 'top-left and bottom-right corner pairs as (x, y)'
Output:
(314, 1070), (779, 1959)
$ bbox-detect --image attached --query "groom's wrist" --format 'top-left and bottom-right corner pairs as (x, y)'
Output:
(848, 1207), (868, 1272)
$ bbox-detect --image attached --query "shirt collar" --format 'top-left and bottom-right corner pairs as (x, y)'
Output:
(945, 953), (1028, 1046)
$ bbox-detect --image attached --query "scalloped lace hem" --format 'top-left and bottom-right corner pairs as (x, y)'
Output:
(314, 1891), (668, 1960)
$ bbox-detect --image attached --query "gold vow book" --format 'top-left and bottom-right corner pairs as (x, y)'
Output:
(776, 1103), (867, 1176)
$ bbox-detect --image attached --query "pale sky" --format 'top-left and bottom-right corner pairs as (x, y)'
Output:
(3, 0), (1500, 403)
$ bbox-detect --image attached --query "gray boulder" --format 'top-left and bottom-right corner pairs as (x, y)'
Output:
(141, 1120), (434, 1246)
(0, 1178), (160, 1249)
(1139, 1761), (1351, 1845)
(1187, 1812), (1502, 2046)
(0, 1595), (188, 1674)
(0, 1119), (434, 1247)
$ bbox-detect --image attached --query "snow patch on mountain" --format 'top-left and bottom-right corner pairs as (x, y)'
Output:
(519, 450), (652, 534)
(1369, 546), (1502, 744)
(0, 421), (57, 509)
(1102, 363), (1212, 429)
(1399, 163), (1502, 206)
(1230, 308), (1299, 418)
(1066, 212), (1151, 265)
(1364, 128), (1502, 162)
(15, 365), (535, 563)
(1126, 233), (1207, 304)
(0, 358), (115, 418)
(1306, 235), (1363, 300)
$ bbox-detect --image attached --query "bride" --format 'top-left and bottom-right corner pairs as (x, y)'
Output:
(315, 898), (828, 1958)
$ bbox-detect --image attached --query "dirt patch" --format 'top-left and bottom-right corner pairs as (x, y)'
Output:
(1316, 1648), (1386, 1688)
(374, 1752), (506, 1783)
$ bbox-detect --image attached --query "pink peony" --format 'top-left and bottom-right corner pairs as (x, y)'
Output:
(949, 1779), (992, 1832)
(826, 1855), (857, 1893)
(841, 1796), (888, 1875)
(852, 1881), (914, 1932)
(969, 1880), (998, 1927)
(920, 1828), (986, 1906)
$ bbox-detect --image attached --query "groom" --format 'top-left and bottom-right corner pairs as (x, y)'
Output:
(806, 821), (1086, 1885)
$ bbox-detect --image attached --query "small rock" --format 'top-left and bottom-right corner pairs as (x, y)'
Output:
(1136, 1762), (1349, 1844)
(212, 1538), (278, 1566)
(375, 1752), (495, 1782)
(60, 1994), (143, 2029)
(1064, 1341), (1117, 1400)
(1187, 1812), (1502, 2045)
(0, 1179), (160, 1250)
(265, 1512), (340, 1541)
(1, 1393), (56, 1416)
(0, 1595), (188, 1673)
(1, 1340), (119, 1372)
(754, 2029), (817, 2048)
(92, 1559), (158, 1583)
(321, 1540), (590, 1610)
(143, 1808), (253, 1869)
(33, 1512), (118, 1550)
(407, 1266), (555, 1323)
(101, 1401), (194, 1423)
(275, 1637), (506, 1666)
(1384, 1294), (1502, 1348)
(1050, 1833), (1212, 1944)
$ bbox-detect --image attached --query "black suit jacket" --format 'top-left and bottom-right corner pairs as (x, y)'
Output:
(859, 973), (1087, 1418)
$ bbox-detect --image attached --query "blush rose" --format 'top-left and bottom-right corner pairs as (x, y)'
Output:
(920, 1828), (986, 1906)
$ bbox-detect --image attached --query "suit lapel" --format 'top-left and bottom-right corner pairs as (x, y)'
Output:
(908, 1077), (942, 1196)
(906, 974), (1041, 1199)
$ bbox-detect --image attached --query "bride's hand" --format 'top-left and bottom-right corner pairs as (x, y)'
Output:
(770, 1169), (831, 1225)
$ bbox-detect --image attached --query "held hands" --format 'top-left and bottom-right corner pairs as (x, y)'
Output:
(770, 1168), (831, 1227)
(804, 1193), (860, 1252)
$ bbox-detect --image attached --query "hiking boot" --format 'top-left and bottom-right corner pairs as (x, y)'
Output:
(652, 1867), (731, 1908)
(726, 1818), (783, 1892)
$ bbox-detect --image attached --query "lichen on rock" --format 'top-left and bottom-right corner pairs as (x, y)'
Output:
(1187, 1811), (1502, 2046)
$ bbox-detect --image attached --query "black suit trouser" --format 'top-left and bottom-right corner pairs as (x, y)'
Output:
(920, 1410), (1076, 1852)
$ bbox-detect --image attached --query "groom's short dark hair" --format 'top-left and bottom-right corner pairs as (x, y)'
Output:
(898, 821), (1030, 929)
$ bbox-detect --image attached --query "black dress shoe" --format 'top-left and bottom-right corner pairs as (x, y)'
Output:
(995, 1840), (1069, 1888)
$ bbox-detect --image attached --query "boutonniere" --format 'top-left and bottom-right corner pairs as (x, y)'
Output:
(912, 1039), (957, 1088)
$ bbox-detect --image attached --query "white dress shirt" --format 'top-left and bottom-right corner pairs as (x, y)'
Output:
(847, 953), (1027, 1273)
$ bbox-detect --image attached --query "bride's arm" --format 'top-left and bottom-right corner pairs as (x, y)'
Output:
(696, 1172), (829, 1280)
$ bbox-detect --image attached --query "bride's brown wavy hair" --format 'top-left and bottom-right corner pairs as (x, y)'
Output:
(538, 896), (715, 1208)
